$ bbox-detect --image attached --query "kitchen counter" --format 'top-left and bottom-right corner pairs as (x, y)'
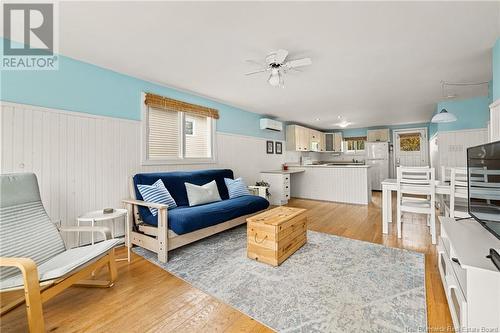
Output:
(260, 169), (306, 174)
(287, 165), (372, 205)
(288, 164), (370, 168)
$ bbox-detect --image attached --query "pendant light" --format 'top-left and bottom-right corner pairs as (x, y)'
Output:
(431, 109), (457, 123)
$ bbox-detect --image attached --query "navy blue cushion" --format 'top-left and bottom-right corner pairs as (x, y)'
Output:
(133, 169), (234, 226)
(142, 195), (269, 235)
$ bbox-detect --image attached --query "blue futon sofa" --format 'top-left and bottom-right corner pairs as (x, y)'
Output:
(124, 169), (269, 262)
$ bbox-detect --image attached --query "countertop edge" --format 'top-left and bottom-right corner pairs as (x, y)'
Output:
(287, 165), (371, 168)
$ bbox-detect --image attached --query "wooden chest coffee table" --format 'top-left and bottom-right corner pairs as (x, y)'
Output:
(246, 206), (307, 266)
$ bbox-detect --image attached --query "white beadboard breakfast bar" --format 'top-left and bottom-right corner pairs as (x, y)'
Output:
(288, 165), (372, 205)
(261, 165), (372, 206)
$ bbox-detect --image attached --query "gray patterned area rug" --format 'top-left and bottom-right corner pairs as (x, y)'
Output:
(133, 225), (427, 333)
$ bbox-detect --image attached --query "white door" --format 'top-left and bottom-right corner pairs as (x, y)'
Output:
(393, 128), (429, 172)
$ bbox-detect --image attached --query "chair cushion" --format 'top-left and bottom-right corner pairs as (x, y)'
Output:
(137, 179), (177, 216)
(185, 180), (222, 206)
(0, 201), (66, 282)
(225, 177), (250, 199)
(133, 169), (234, 225)
(0, 239), (121, 290)
(142, 195), (269, 235)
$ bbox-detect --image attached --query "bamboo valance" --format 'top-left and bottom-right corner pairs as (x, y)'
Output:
(345, 136), (367, 141)
(144, 93), (219, 119)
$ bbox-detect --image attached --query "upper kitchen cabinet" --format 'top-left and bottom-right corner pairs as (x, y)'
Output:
(286, 125), (341, 152)
(309, 129), (323, 152)
(367, 129), (390, 142)
(325, 132), (343, 152)
(319, 132), (326, 152)
(286, 125), (310, 151)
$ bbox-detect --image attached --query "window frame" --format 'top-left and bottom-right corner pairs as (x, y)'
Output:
(344, 137), (366, 154)
(141, 94), (217, 165)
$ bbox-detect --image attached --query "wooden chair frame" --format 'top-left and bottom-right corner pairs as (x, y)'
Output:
(0, 229), (118, 333)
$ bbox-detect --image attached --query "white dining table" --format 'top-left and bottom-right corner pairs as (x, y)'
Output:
(381, 179), (451, 234)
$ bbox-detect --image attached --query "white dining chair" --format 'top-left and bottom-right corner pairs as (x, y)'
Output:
(444, 167), (469, 218)
(439, 166), (459, 213)
(396, 167), (436, 244)
(440, 166), (451, 183)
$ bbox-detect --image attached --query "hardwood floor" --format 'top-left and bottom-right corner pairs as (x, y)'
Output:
(1, 192), (452, 332)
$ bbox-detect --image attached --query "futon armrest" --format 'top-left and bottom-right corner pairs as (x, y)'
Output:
(122, 199), (168, 210)
(59, 226), (112, 240)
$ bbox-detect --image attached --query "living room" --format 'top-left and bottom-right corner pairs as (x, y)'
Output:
(1, 1), (500, 333)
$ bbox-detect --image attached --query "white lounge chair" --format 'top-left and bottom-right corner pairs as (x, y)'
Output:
(0, 173), (121, 333)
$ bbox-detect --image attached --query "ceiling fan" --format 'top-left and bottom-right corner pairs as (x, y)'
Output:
(245, 49), (312, 87)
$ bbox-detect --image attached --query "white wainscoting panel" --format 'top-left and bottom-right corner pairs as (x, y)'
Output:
(490, 100), (500, 142)
(1, 102), (284, 247)
(430, 128), (489, 180)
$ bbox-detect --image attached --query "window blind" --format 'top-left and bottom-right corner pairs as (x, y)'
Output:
(147, 107), (180, 159)
(185, 113), (211, 158)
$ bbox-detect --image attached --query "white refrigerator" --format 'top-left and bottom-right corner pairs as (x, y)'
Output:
(365, 142), (389, 191)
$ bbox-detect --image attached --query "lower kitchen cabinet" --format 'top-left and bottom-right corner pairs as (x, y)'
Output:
(259, 172), (291, 206)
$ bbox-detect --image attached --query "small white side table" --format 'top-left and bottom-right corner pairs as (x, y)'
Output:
(248, 185), (269, 199)
(77, 208), (129, 262)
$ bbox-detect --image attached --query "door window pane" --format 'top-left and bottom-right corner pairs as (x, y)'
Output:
(399, 133), (421, 152)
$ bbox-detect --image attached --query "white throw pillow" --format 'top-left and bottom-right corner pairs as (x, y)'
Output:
(185, 180), (222, 206)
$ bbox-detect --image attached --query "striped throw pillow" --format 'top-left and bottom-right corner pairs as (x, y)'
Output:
(224, 177), (250, 199)
(137, 179), (177, 216)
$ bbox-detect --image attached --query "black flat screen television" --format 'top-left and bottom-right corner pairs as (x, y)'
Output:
(467, 140), (500, 240)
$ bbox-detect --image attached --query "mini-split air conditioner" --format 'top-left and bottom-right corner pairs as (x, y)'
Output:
(260, 118), (283, 132)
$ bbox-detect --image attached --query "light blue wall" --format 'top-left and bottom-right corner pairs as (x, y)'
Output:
(0, 38), (283, 141)
(493, 38), (500, 101)
(429, 95), (491, 137)
(339, 122), (430, 142)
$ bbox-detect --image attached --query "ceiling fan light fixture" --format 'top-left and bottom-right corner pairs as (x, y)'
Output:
(245, 49), (312, 88)
(335, 120), (351, 128)
(431, 109), (457, 123)
(268, 71), (280, 87)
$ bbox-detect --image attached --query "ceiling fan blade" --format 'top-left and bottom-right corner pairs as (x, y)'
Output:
(244, 68), (269, 76)
(245, 59), (265, 67)
(285, 58), (312, 68)
(283, 67), (302, 73)
(274, 49), (289, 64)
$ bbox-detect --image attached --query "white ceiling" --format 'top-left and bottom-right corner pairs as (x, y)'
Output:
(58, 2), (500, 128)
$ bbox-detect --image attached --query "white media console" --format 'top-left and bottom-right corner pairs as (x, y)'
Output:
(437, 217), (500, 331)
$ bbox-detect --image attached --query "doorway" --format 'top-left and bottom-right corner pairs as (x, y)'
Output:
(393, 128), (429, 175)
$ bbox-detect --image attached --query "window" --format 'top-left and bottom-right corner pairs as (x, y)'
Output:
(399, 133), (421, 152)
(345, 136), (366, 153)
(142, 93), (217, 164)
(184, 113), (211, 159)
(185, 117), (195, 136)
